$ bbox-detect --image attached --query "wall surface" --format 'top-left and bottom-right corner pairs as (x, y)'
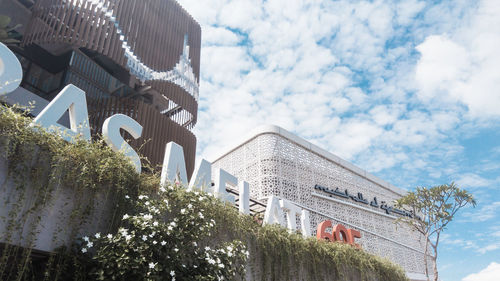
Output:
(212, 125), (432, 281)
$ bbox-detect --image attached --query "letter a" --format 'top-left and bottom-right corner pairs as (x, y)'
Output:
(263, 196), (285, 227)
(31, 84), (91, 142)
(160, 142), (188, 187)
(188, 159), (212, 192)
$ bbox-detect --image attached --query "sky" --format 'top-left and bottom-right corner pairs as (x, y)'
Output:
(176, 0), (500, 280)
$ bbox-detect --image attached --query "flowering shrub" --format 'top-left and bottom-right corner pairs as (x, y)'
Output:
(79, 184), (248, 281)
(0, 105), (409, 281)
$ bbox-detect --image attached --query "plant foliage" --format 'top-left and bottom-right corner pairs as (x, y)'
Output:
(395, 183), (476, 281)
(0, 104), (408, 281)
(0, 15), (21, 45)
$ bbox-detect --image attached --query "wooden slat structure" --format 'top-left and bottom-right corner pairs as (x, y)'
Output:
(87, 96), (196, 176)
(21, 0), (201, 176)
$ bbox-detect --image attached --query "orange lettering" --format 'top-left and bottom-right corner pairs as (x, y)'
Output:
(316, 220), (334, 241)
(316, 220), (362, 248)
(332, 224), (350, 244)
(347, 229), (361, 248)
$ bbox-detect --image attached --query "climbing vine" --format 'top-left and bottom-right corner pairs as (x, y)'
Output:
(0, 104), (408, 281)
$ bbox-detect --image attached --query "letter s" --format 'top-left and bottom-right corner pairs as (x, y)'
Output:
(102, 114), (143, 173)
(0, 42), (22, 95)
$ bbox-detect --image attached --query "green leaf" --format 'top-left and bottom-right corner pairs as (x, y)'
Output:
(0, 15), (11, 28)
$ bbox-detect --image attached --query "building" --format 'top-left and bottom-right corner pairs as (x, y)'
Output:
(211, 125), (432, 281)
(1, 0), (200, 175)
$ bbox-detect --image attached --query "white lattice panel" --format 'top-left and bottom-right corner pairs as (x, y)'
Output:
(212, 131), (430, 278)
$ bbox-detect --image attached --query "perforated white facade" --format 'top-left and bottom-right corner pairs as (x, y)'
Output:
(211, 125), (432, 281)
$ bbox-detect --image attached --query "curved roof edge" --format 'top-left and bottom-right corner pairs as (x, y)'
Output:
(211, 124), (406, 196)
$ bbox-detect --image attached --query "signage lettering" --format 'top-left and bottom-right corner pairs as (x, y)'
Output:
(0, 43), (375, 241)
(263, 196), (312, 238)
(0, 43), (22, 94)
(102, 114), (143, 173)
(316, 220), (361, 248)
(314, 184), (420, 219)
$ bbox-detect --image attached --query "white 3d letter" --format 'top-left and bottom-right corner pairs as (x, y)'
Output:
(300, 210), (311, 238)
(280, 199), (303, 232)
(238, 181), (250, 215)
(263, 196), (285, 226)
(160, 142), (188, 187)
(31, 84), (91, 142)
(102, 114), (143, 173)
(188, 159), (212, 192)
(214, 168), (236, 204)
(0, 42), (22, 95)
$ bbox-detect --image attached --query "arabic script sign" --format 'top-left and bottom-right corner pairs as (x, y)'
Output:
(314, 184), (419, 219)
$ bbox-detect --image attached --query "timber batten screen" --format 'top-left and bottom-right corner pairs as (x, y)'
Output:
(21, 0), (202, 173)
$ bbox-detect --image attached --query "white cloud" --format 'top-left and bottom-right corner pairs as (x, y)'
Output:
(202, 26), (241, 46)
(415, 0), (500, 118)
(462, 262), (500, 281)
(461, 201), (500, 223)
(395, 0), (425, 26)
(456, 173), (492, 188)
(175, 0), (498, 194)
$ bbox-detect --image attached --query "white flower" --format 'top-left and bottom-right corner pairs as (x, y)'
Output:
(107, 234), (113, 239)
(87, 242), (93, 248)
(143, 214), (152, 220)
(142, 235), (148, 241)
(170, 222), (177, 227)
(187, 203), (192, 209)
(199, 197), (204, 201)
(145, 201), (150, 206)
(168, 226), (173, 231)
(125, 235), (132, 241)
(170, 270), (175, 277)
(160, 187), (166, 192)
(149, 262), (156, 269)
(152, 240), (157, 245)
(193, 242), (197, 247)
(244, 250), (249, 257)
(205, 246), (211, 251)
(123, 214), (129, 220)
(218, 263), (225, 269)
(227, 246), (233, 252)
(198, 212), (204, 219)
(161, 241), (167, 246)
(207, 258), (215, 265)
(94, 233), (101, 239)
(82, 236), (89, 242)
(153, 221), (158, 226)
(125, 195), (130, 199)
(174, 248), (179, 252)
(180, 209), (186, 214)
(81, 248), (87, 253)
(228, 252), (233, 257)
